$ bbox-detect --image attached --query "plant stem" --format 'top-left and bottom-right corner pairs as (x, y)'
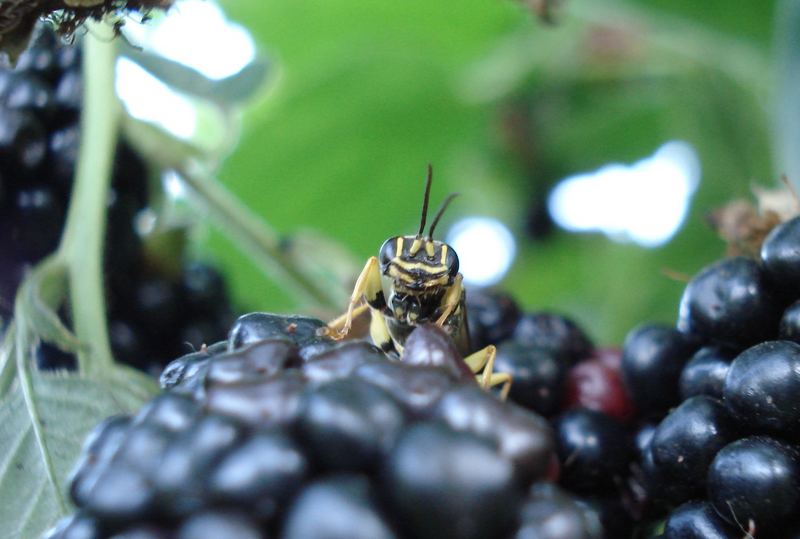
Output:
(59, 22), (120, 376)
(178, 160), (341, 310)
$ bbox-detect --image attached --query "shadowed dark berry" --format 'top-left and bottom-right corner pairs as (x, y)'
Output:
(634, 423), (657, 457)
(206, 373), (307, 428)
(208, 339), (299, 385)
(16, 45), (59, 82)
(178, 316), (230, 353)
(513, 312), (594, 364)
(112, 423), (173, 477)
(70, 416), (132, 508)
(0, 109), (46, 174)
(678, 256), (782, 347)
(575, 496), (633, 539)
(301, 341), (385, 384)
(513, 483), (603, 539)
(177, 510), (264, 539)
(153, 414), (242, 516)
(493, 340), (566, 417)
(761, 216), (800, 297)
(554, 408), (632, 494)
(35, 341), (76, 370)
(465, 288), (521, 349)
(354, 361), (455, 416)
(678, 346), (734, 400)
(563, 356), (634, 422)
(298, 378), (405, 471)
(132, 393), (199, 433)
(3, 73), (54, 113)
(228, 312), (329, 352)
(109, 525), (171, 539)
(182, 261), (227, 313)
(780, 299), (800, 344)
(207, 429), (307, 520)
(723, 340), (800, 434)
(650, 396), (737, 495)
(435, 385), (555, 484)
(401, 324), (475, 382)
(621, 324), (698, 417)
(133, 278), (181, 338)
(384, 422), (521, 539)
(48, 124), (79, 187)
(108, 319), (146, 369)
(638, 441), (695, 507)
(8, 185), (63, 257)
(282, 476), (397, 539)
(663, 501), (738, 539)
(44, 512), (102, 539)
(81, 464), (155, 524)
(57, 45), (81, 71)
(709, 436), (800, 530)
(54, 68), (82, 113)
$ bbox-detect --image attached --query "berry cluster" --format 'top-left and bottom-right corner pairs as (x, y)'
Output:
(46, 313), (613, 539)
(0, 25), (235, 374)
(622, 216), (800, 538)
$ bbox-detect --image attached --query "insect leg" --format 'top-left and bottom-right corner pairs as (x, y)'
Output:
(435, 274), (463, 326)
(464, 344), (513, 400)
(324, 256), (382, 340)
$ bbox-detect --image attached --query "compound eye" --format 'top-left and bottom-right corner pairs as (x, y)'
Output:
(446, 245), (459, 277)
(379, 237), (397, 270)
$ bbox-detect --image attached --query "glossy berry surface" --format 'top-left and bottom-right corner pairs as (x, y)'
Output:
(464, 288), (520, 349)
(779, 299), (800, 344)
(384, 422), (520, 539)
(723, 340), (800, 434)
(493, 340), (566, 417)
(761, 215), (800, 297)
(512, 312), (594, 365)
(650, 396), (737, 495)
(621, 324), (697, 417)
(708, 436), (800, 530)
(662, 500), (738, 539)
(678, 346), (734, 400)
(554, 408), (632, 494)
(677, 256), (781, 347)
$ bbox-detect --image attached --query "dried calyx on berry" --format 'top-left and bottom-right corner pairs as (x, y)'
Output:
(0, 0), (174, 62)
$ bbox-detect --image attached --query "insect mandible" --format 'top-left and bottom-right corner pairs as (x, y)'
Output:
(321, 165), (512, 397)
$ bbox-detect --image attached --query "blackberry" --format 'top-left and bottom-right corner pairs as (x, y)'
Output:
(649, 396), (737, 497)
(492, 340), (566, 417)
(723, 340), (800, 435)
(513, 311), (594, 365)
(620, 324), (698, 418)
(662, 501), (738, 539)
(54, 320), (563, 539)
(677, 346), (734, 401)
(0, 24), (238, 373)
(464, 288), (521, 350)
(553, 408), (632, 495)
(677, 256), (782, 347)
(708, 436), (800, 532)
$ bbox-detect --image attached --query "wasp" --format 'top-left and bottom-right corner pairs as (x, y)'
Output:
(322, 165), (511, 397)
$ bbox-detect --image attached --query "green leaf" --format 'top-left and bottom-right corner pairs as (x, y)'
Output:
(0, 370), (157, 539)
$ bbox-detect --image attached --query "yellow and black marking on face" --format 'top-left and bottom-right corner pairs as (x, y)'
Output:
(378, 235), (459, 291)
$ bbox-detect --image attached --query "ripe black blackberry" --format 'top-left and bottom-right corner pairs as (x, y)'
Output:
(0, 23), (237, 373)
(49, 320), (581, 539)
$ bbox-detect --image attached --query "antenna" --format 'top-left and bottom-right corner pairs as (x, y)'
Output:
(428, 193), (459, 239)
(417, 164), (433, 237)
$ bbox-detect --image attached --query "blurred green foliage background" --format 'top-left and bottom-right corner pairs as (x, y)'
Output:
(202, 0), (780, 345)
